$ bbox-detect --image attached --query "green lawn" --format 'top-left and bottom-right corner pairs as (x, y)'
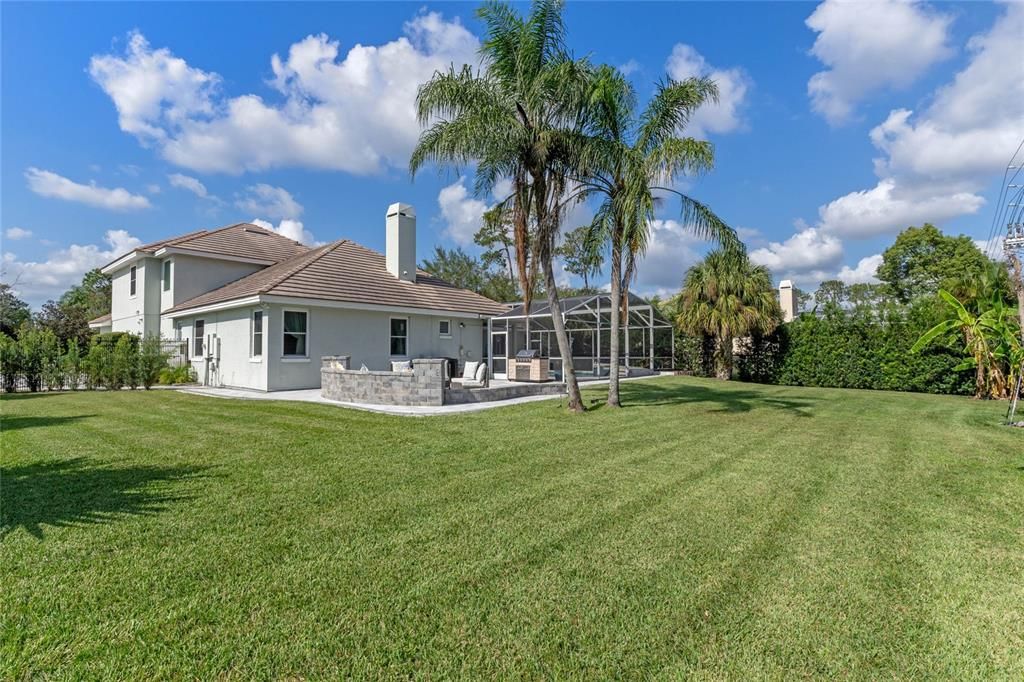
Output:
(2, 377), (1022, 679)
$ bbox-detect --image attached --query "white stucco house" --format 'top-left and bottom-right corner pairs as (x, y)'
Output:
(90, 203), (508, 391)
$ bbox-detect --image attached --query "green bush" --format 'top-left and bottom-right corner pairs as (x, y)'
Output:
(138, 335), (170, 389)
(83, 342), (110, 390)
(158, 365), (196, 385)
(63, 340), (82, 390)
(735, 299), (973, 396)
(0, 333), (21, 392)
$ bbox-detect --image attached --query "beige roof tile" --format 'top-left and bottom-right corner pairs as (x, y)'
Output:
(166, 240), (509, 317)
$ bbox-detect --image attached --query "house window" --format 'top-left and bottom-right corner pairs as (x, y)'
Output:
(193, 319), (205, 357)
(283, 310), (307, 357)
(439, 319), (451, 338)
(129, 265), (137, 296)
(390, 317), (408, 356)
(251, 310), (263, 358)
(162, 260), (171, 291)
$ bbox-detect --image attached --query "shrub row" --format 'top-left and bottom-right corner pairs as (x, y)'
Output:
(0, 330), (182, 392)
(733, 300), (974, 395)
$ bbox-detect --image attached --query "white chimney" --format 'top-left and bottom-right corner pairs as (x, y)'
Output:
(386, 202), (416, 282)
(779, 279), (797, 323)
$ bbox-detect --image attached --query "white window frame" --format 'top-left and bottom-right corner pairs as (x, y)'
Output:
(162, 260), (172, 292)
(250, 309), (264, 360)
(129, 265), (137, 298)
(438, 319), (452, 338)
(193, 319), (205, 358)
(389, 316), (409, 357)
(281, 308), (309, 360)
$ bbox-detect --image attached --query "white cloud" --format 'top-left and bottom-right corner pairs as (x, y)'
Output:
(817, 178), (984, 238)
(236, 184), (302, 220)
(665, 44), (751, 138)
(750, 227), (844, 276)
(25, 168), (151, 211)
(438, 177), (489, 245)
(632, 219), (706, 295)
(1, 229), (141, 304)
(806, 0), (953, 125)
(619, 59), (641, 77)
(167, 172), (209, 197)
(249, 218), (319, 247)
(5, 227), (32, 240)
(815, 3), (1023, 238)
(837, 253), (883, 284)
(146, 183), (161, 194)
(90, 14), (479, 174)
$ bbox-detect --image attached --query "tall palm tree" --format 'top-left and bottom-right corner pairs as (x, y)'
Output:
(576, 66), (739, 406)
(677, 250), (781, 380)
(410, 0), (591, 412)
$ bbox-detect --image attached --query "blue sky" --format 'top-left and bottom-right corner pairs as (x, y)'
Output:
(2, 1), (1020, 306)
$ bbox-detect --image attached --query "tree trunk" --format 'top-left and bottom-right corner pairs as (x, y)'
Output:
(542, 256), (584, 412)
(606, 227), (624, 408)
(715, 335), (733, 380)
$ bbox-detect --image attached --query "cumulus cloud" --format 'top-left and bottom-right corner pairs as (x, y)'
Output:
(806, 0), (953, 125)
(5, 227), (32, 240)
(25, 168), (151, 211)
(837, 253), (883, 284)
(2, 229), (141, 304)
(665, 44), (751, 138)
(438, 178), (490, 245)
(249, 218), (319, 246)
(632, 219), (707, 296)
(90, 14), (478, 174)
(236, 184), (303, 220)
(750, 226), (844, 277)
(815, 3), (1023, 238)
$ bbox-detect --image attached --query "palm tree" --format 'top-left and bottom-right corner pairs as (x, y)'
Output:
(410, 0), (591, 412)
(677, 250), (781, 380)
(576, 66), (739, 405)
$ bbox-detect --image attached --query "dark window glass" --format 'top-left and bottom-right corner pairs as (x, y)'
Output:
(283, 311), (307, 356)
(390, 318), (407, 356)
(194, 320), (205, 356)
(129, 266), (137, 296)
(162, 261), (171, 291)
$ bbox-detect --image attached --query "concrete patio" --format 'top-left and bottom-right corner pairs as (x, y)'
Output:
(178, 372), (670, 416)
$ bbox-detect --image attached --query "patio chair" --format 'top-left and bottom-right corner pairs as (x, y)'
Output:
(459, 362), (489, 389)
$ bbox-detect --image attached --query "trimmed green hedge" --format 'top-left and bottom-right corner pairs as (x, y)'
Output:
(735, 301), (973, 396)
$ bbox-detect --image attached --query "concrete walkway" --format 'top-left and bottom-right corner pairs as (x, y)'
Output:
(177, 372), (669, 417)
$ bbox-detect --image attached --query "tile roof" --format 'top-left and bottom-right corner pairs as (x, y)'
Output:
(121, 223), (308, 267)
(166, 240), (509, 317)
(88, 312), (112, 325)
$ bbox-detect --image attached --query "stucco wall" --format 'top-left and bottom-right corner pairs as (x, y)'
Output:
(111, 258), (160, 337)
(159, 255), (265, 337)
(266, 303), (487, 391)
(176, 306), (267, 390)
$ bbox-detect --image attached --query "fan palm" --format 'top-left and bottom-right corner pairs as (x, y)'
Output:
(410, 0), (591, 412)
(576, 66), (739, 405)
(677, 250), (781, 380)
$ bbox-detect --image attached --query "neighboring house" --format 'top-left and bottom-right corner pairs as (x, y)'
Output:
(97, 203), (508, 391)
(87, 313), (112, 334)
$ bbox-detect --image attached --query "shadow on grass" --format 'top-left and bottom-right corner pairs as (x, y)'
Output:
(1, 458), (207, 540)
(1, 414), (97, 432)
(612, 380), (818, 416)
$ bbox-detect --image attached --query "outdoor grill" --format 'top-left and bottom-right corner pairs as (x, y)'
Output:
(513, 349), (549, 382)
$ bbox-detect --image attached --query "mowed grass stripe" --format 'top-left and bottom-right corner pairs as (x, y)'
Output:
(2, 376), (1022, 679)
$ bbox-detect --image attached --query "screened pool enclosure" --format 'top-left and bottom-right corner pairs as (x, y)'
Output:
(487, 293), (674, 380)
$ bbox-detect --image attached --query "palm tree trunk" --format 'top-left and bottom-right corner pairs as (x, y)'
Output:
(606, 228), (624, 408)
(542, 255), (584, 412)
(715, 335), (733, 380)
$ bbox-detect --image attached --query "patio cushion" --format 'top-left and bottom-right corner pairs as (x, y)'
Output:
(462, 361), (479, 379)
(475, 363), (487, 383)
(391, 360), (412, 373)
